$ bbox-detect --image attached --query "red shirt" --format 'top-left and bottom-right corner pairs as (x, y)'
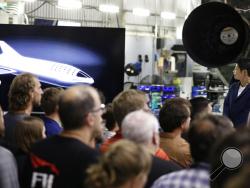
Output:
(100, 131), (122, 153)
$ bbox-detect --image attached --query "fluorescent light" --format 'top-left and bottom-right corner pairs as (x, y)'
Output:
(132, 8), (150, 17)
(57, 20), (81, 27)
(58, 0), (82, 9)
(161, 11), (176, 20)
(99, 4), (119, 13)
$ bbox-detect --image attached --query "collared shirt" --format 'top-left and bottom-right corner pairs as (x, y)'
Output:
(160, 132), (192, 168)
(42, 116), (62, 137)
(151, 163), (210, 188)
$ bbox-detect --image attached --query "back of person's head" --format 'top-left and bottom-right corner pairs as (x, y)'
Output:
(237, 59), (250, 76)
(211, 128), (250, 188)
(206, 114), (234, 133)
(112, 89), (148, 127)
(159, 97), (191, 132)
(14, 116), (45, 153)
(97, 89), (106, 104)
(122, 110), (159, 145)
(0, 105), (4, 138)
(58, 85), (100, 131)
(223, 164), (250, 188)
(41, 87), (64, 115)
(189, 97), (212, 120)
(188, 114), (235, 163)
(8, 73), (39, 111)
(102, 103), (116, 131)
(85, 139), (152, 188)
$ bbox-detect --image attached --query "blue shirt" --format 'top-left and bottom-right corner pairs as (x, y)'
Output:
(151, 163), (210, 188)
(42, 116), (62, 137)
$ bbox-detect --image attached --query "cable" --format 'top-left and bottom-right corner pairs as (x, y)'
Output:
(116, 13), (120, 28)
(25, 1), (47, 14)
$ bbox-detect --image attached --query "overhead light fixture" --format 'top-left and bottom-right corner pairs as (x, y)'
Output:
(161, 11), (176, 20)
(58, 0), (82, 9)
(99, 4), (119, 13)
(132, 8), (150, 17)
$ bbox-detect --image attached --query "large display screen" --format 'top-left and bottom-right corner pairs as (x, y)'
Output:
(0, 24), (125, 110)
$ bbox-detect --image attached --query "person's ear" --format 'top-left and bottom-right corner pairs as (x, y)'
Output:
(85, 113), (95, 128)
(243, 70), (248, 77)
(152, 132), (159, 147)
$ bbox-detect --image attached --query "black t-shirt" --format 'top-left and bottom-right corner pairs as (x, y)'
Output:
(145, 156), (182, 188)
(22, 135), (99, 188)
(4, 112), (28, 146)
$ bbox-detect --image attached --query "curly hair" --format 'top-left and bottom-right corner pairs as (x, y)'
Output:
(8, 73), (37, 111)
(85, 140), (151, 188)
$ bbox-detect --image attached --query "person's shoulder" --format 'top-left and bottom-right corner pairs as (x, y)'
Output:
(0, 146), (15, 163)
(0, 146), (12, 156)
(229, 81), (240, 89)
(31, 135), (58, 151)
(151, 170), (185, 188)
(152, 156), (182, 171)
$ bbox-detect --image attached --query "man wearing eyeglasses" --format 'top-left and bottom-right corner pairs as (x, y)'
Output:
(22, 85), (103, 188)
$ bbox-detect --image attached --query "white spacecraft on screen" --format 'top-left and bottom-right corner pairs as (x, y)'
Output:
(0, 41), (94, 86)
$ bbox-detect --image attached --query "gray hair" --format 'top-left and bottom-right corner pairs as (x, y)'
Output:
(122, 110), (159, 144)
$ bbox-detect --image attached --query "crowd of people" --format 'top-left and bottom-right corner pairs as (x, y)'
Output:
(0, 60), (249, 188)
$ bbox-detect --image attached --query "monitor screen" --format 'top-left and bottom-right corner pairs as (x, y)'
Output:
(137, 85), (180, 116)
(0, 24), (125, 110)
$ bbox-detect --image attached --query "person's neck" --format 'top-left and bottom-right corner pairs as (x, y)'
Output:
(117, 181), (134, 188)
(240, 77), (250, 87)
(12, 105), (32, 115)
(60, 128), (91, 146)
(144, 142), (157, 155)
(46, 113), (61, 126)
(164, 128), (182, 138)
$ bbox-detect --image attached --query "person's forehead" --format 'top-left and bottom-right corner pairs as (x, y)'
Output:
(34, 77), (41, 86)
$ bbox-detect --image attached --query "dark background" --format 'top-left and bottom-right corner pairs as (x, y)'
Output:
(0, 24), (125, 110)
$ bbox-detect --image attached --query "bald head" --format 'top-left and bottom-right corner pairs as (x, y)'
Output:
(58, 85), (100, 130)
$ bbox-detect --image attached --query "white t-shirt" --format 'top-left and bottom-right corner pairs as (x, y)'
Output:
(238, 85), (246, 97)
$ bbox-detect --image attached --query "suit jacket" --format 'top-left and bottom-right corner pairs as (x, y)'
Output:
(223, 82), (250, 128)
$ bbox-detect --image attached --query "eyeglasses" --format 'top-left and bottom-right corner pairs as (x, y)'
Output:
(91, 104), (106, 114)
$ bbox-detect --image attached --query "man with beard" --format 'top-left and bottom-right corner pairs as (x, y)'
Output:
(4, 73), (43, 146)
(22, 85), (102, 188)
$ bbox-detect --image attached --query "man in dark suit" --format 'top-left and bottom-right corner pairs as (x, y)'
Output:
(223, 59), (250, 128)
